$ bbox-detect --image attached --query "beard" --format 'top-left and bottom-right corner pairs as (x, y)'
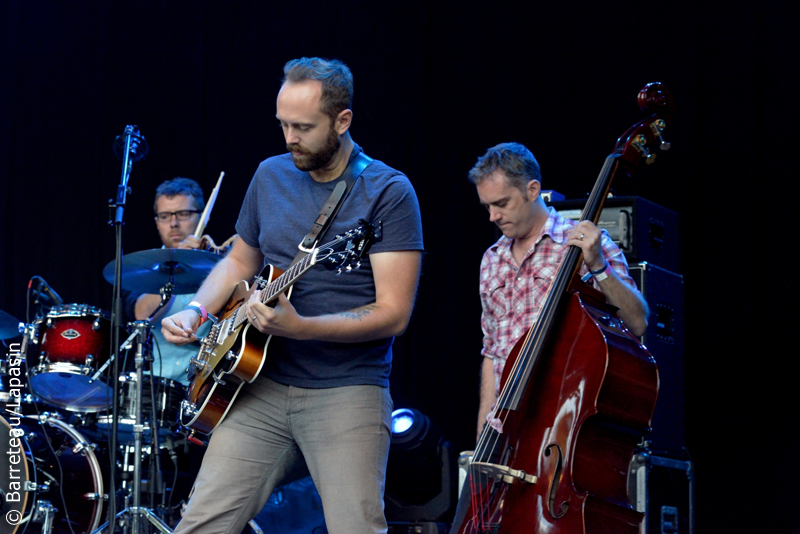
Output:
(287, 126), (341, 172)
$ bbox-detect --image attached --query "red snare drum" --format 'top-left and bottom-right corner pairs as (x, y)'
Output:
(27, 304), (114, 412)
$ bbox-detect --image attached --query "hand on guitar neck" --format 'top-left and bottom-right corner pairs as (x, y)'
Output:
(246, 290), (307, 340)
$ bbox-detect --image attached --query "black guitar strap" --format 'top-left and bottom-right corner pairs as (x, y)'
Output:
(291, 148), (373, 265)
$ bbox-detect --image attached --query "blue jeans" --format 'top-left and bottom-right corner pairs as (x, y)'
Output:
(175, 376), (393, 534)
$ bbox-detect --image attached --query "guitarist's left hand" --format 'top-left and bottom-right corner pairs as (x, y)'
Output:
(247, 290), (307, 340)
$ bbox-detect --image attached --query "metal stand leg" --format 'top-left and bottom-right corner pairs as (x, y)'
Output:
(32, 501), (57, 534)
(92, 321), (174, 534)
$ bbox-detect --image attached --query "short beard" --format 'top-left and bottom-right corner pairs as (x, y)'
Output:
(287, 127), (341, 172)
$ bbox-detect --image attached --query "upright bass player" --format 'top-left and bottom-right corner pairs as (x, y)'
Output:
(468, 142), (648, 442)
(452, 141), (652, 533)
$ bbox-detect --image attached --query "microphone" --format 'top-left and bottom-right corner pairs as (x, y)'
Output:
(31, 276), (64, 306)
(113, 125), (149, 162)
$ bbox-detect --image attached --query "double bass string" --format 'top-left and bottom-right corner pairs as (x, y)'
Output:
(466, 246), (572, 530)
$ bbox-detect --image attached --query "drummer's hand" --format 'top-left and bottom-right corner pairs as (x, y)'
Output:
(161, 309), (200, 345)
(177, 235), (203, 250)
(248, 290), (306, 339)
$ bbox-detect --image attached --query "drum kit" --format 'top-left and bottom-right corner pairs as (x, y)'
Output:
(0, 248), (222, 534)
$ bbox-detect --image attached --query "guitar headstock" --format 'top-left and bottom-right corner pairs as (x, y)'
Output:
(315, 219), (383, 273)
(614, 82), (675, 168)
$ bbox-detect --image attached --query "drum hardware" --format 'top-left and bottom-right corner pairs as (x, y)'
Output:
(31, 500), (59, 534)
(3, 324), (46, 416)
(91, 320), (172, 534)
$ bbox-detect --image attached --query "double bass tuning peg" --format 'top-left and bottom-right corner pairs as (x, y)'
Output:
(650, 119), (671, 151)
(631, 135), (657, 165)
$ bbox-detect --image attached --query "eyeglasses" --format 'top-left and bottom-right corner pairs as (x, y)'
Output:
(155, 210), (201, 222)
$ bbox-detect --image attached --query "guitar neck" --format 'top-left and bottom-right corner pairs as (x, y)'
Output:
(262, 251), (317, 304)
(228, 249), (319, 331)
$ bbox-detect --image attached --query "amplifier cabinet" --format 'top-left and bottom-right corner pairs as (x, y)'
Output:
(628, 262), (685, 454)
(548, 196), (680, 272)
(629, 451), (694, 534)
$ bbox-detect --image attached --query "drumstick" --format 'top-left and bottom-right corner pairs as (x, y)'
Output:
(194, 171), (224, 238)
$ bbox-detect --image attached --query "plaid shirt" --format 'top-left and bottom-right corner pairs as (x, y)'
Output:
(479, 207), (638, 398)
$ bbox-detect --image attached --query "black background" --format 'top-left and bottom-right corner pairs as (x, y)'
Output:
(2, 1), (798, 532)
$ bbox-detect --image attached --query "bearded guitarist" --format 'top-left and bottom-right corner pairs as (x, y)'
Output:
(161, 57), (423, 534)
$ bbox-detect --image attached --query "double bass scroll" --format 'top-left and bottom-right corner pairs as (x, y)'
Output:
(458, 82), (673, 534)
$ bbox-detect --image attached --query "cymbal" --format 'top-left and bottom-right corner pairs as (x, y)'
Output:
(104, 248), (223, 294)
(0, 309), (21, 340)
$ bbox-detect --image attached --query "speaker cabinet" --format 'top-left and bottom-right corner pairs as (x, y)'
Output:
(628, 262), (685, 453)
(550, 196), (680, 273)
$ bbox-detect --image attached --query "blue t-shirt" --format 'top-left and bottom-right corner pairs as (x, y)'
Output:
(235, 145), (424, 388)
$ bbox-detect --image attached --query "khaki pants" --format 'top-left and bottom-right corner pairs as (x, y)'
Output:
(174, 376), (393, 534)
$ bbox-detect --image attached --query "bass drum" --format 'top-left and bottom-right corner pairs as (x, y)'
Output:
(0, 414), (30, 534)
(1, 414), (106, 534)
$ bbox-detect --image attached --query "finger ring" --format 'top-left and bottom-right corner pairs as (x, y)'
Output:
(580, 233), (584, 240)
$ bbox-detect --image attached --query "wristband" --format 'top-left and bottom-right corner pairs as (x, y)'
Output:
(186, 301), (208, 325)
(581, 261), (609, 283)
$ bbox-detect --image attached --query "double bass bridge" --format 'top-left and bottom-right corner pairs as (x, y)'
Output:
(472, 461), (538, 485)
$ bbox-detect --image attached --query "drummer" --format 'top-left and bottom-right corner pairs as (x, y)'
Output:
(123, 177), (218, 385)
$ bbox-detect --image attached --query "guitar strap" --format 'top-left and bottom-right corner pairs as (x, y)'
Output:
(291, 148), (373, 265)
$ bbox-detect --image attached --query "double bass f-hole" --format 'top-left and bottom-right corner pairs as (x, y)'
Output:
(545, 444), (568, 519)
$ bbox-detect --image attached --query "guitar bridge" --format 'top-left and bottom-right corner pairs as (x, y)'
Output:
(190, 358), (209, 372)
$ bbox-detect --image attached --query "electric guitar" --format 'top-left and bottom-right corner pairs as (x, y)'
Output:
(179, 220), (381, 435)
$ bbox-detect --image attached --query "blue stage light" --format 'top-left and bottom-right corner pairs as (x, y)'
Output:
(391, 408), (416, 435)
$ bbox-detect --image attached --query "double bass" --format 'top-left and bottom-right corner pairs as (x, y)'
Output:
(457, 83), (673, 534)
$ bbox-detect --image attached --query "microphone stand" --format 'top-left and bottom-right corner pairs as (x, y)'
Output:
(96, 125), (173, 534)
